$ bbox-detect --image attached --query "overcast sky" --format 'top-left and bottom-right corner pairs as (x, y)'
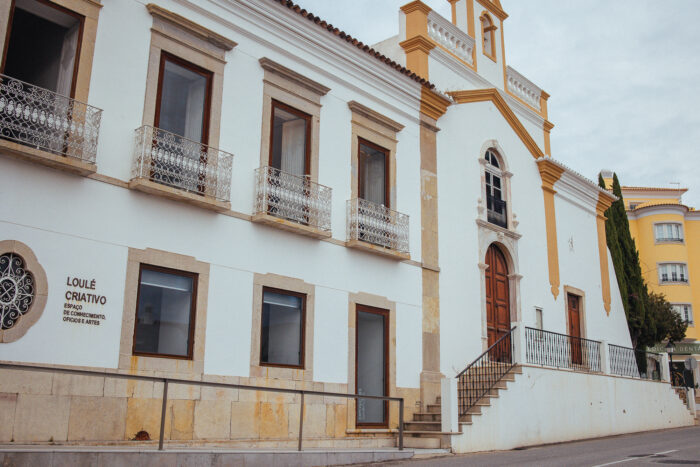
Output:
(293, 0), (700, 207)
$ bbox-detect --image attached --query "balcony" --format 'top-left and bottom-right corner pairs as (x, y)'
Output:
(0, 74), (102, 175)
(130, 125), (233, 212)
(506, 66), (542, 112)
(346, 198), (409, 260)
(252, 166), (332, 239)
(487, 195), (507, 229)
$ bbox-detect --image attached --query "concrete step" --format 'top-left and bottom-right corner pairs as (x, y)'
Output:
(427, 404), (441, 413)
(459, 413), (480, 423)
(403, 436), (441, 449)
(465, 406), (482, 415)
(413, 412), (441, 422)
(404, 421), (442, 432)
(475, 400), (491, 407)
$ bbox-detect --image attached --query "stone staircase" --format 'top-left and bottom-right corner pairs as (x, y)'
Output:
(401, 365), (523, 449)
(672, 387), (699, 425)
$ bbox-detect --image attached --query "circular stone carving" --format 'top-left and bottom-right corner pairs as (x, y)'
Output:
(0, 241), (47, 343)
(0, 253), (35, 330)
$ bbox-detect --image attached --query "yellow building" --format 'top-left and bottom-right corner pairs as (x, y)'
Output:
(602, 171), (700, 362)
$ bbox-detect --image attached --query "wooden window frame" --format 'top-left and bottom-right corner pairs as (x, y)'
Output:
(154, 51), (213, 145)
(132, 263), (199, 361)
(1, 0), (86, 99)
(355, 304), (390, 428)
(357, 137), (391, 208)
(268, 99), (312, 176)
(259, 286), (307, 370)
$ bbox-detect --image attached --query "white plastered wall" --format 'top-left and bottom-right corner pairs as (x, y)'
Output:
(451, 366), (694, 453)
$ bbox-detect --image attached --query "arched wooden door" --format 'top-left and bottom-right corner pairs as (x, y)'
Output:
(485, 245), (511, 357)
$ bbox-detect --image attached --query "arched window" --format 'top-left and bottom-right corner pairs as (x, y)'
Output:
(481, 13), (496, 60)
(484, 149), (506, 228)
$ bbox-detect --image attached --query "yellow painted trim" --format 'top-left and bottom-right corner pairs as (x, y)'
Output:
(399, 36), (435, 79)
(540, 90), (550, 119)
(538, 160), (565, 299)
(475, 0), (508, 20)
(466, 0), (477, 69)
(499, 13), (507, 87)
(400, 1), (433, 80)
(543, 120), (554, 156)
(596, 193), (614, 315)
(420, 86), (451, 120)
(480, 12), (497, 61)
(449, 0), (458, 25)
(449, 89), (545, 158)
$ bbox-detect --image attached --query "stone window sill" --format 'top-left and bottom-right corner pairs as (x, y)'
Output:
(346, 428), (398, 434)
(0, 139), (96, 176)
(346, 239), (410, 261)
(128, 178), (230, 212)
(251, 213), (332, 239)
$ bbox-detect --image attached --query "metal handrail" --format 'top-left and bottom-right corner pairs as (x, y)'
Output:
(525, 327), (602, 373)
(456, 326), (516, 379)
(455, 326), (516, 415)
(609, 344), (662, 380)
(0, 362), (404, 451)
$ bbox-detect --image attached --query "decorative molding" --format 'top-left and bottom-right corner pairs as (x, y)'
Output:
(475, 219), (522, 240)
(400, 0), (433, 15)
(420, 87), (451, 121)
(348, 101), (405, 133)
(537, 159), (565, 300)
(0, 241), (47, 343)
(449, 89), (545, 159)
(475, 0), (508, 20)
(506, 66), (542, 113)
(596, 193), (612, 315)
(259, 57), (330, 97)
(147, 3), (237, 51)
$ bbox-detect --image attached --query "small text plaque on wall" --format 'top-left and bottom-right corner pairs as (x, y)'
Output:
(62, 276), (108, 326)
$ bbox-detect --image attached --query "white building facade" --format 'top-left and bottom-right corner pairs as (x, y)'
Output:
(0, 0), (693, 452)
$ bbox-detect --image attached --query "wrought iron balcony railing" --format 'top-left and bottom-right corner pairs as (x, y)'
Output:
(132, 125), (233, 202)
(609, 344), (661, 381)
(525, 327), (602, 373)
(347, 198), (409, 254)
(254, 166), (332, 232)
(487, 195), (507, 229)
(656, 237), (684, 243)
(0, 73), (102, 163)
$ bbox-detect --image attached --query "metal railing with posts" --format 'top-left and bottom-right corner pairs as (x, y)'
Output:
(254, 166), (332, 231)
(456, 327), (515, 415)
(609, 344), (662, 381)
(347, 198), (409, 254)
(525, 327), (602, 373)
(132, 125), (233, 202)
(0, 74), (102, 163)
(0, 362), (404, 451)
(486, 195), (507, 229)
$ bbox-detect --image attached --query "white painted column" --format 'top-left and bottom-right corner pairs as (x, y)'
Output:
(687, 388), (696, 416)
(441, 377), (459, 433)
(511, 322), (527, 365)
(599, 340), (611, 375)
(661, 353), (671, 383)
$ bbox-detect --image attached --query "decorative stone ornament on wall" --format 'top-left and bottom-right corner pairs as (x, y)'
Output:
(0, 240), (47, 343)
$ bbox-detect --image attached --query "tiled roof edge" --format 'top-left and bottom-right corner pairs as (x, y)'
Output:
(270, 0), (436, 89)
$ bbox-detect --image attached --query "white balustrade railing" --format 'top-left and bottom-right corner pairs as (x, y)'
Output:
(506, 66), (542, 111)
(347, 198), (409, 254)
(427, 11), (475, 65)
(0, 73), (102, 163)
(254, 166), (332, 232)
(131, 125), (233, 202)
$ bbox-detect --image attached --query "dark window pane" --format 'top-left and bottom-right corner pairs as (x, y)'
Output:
(270, 104), (309, 176)
(134, 267), (195, 358)
(157, 58), (209, 142)
(357, 310), (386, 424)
(4, 0), (82, 96)
(261, 290), (303, 366)
(359, 142), (387, 206)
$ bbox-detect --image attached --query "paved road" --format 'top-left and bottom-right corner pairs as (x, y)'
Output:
(375, 426), (700, 466)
